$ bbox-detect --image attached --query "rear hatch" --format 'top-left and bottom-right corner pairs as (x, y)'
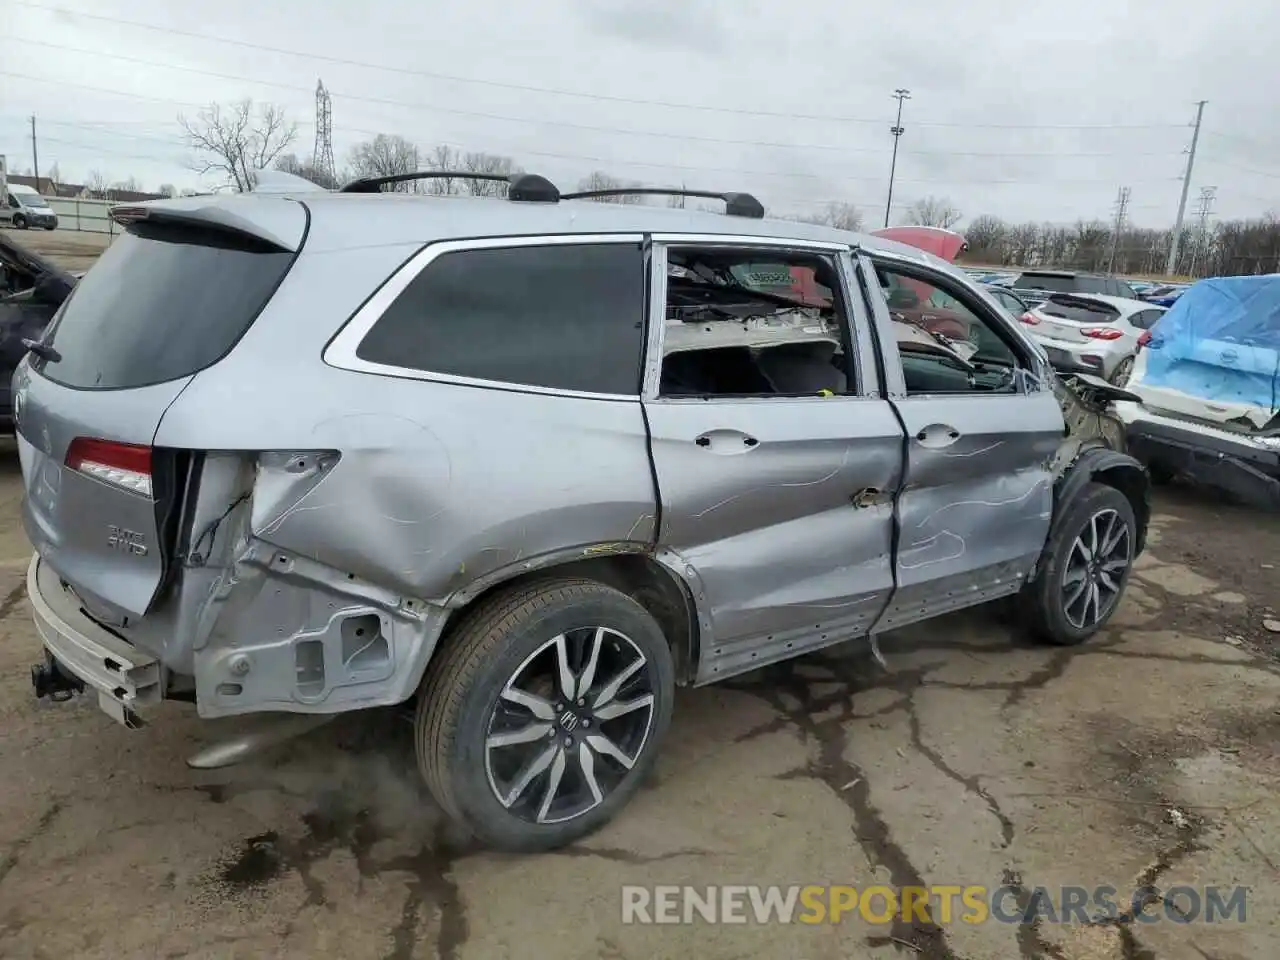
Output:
(1031, 294), (1122, 344)
(15, 200), (306, 618)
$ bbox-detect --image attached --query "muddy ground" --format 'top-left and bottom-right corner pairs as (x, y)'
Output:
(0, 442), (1275, 960)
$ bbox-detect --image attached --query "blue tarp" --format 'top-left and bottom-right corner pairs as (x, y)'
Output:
(1142, 274), (1280, 413)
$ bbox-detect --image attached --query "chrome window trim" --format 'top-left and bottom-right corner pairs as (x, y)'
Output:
(643, 236), (880, 403)
(323, 233), (647, 401)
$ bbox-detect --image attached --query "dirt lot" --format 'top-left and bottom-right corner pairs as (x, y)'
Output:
(2, 228), (113, 274)
(0, 438), (1275, 960)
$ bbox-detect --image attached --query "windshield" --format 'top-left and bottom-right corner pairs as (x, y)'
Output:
(17, 192), (51, 209)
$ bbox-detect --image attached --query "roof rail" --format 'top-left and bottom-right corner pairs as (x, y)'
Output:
(337, 170), (560, 202)
(559, 187), (765, 219)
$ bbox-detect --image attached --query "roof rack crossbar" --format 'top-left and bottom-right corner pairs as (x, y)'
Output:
(338, 171), (560, 202)
(559, 187), (765, 219)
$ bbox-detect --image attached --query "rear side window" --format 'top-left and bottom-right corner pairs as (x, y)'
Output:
(38, 222), (294, 389)
(355, 242), (645, 395)
(1041, 295), (1121, 324)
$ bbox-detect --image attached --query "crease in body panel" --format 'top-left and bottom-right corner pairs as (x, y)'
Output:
(692, 445), (855, 519)
(899, 530), (967, 569)
(913, 479), (1046, 529)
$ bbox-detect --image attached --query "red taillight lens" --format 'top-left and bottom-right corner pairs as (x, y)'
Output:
(1081, 327), (1125, 341)
(1137, 330), (1152, 349)
(65, 437), (153, 497)
(1019, 311), (1040, 325)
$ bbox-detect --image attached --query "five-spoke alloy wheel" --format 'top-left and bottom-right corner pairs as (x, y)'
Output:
(1022, 481), (1138, 646)
(416, 579), (674, 852)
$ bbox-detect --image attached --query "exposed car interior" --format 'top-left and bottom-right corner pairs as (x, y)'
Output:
(659, 249), (853, 396)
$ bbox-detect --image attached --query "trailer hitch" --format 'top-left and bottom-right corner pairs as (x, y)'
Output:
(31, 651), (85, 701)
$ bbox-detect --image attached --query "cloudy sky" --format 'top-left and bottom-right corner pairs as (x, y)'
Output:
(2, 0), (1278, 227)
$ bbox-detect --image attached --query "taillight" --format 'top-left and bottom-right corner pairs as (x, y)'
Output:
(1019, 311), (1040, 325)
(1081, 327), (1124, 341)
(1136, 330), (1152, 351)
(65, 437), (153, 497)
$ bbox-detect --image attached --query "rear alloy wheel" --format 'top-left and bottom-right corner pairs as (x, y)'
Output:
(1021, 482), (1137, 646)
(1110, 356), (1135, 386)
(416, 579), (674, 851)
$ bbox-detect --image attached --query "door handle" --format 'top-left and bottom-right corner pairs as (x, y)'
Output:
(694, 430), (759, 454)
(914, 424), (961, 448)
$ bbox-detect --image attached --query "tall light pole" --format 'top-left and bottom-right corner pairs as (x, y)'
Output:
(884, 88), (911, 228)
(1165, 99), (1207, 276)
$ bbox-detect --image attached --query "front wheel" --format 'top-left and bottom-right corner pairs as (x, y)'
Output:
(11, 214), (27, 230)
(1020, 482), (1137, 646)
(416, 578), (675, 851)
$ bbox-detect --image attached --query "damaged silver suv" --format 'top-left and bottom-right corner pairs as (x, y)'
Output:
(17, 171), (1149, 852)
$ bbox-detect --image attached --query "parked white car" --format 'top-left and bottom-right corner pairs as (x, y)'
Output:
(1018, 293), (1164, 385)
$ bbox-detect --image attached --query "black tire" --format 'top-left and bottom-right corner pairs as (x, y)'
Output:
(1110, 356), (1135, 386)
(43, 224), (56, 231)
(1146, 461), (1176, 485)
(1020, 482), (1137, 646)
(12, 214), (27, 230)
(416, 578), (675, 852)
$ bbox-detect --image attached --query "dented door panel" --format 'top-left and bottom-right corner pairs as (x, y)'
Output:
(646, 397), (903, 681)
(857, 254), (1063, 631)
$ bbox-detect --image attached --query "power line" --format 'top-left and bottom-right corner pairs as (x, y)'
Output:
(0, 115), (1184, 188)
(0, 44), (1191, 162)
(7, 1), (1191, 131)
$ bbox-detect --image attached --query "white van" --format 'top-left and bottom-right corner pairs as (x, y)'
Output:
(2, 183), (58, 230)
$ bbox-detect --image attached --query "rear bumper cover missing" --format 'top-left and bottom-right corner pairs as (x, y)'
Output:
(27, 553), (163, 723)
(1115, 403), (1280, 510)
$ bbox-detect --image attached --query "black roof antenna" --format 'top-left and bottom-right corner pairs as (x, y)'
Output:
(338, 171), (560, 202)
(560, 187), (765, 219)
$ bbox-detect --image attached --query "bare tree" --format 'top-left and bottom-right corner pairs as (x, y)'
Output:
(576, 171), (643, 203)
(347, 135), (420, 191)
(83, 170), (109, 199)
(963, 214), (1005, 261)
(109, 177), (142, 195)
(45, 163), (62, 194)
(275, 152), (340, 188)
(423, 145), (461, 195)
(157, 183), (179, 198)
(178, 99), (298, 192)
(461, 151), (520, 196)
(788, 201), (863, 232)
(902, 196), (963, 229)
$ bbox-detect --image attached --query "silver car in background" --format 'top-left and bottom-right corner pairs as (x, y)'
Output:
(16, 172), (1150, 851)
(1018, 293), (1165, 385)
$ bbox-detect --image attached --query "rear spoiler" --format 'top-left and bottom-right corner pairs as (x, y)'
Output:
(108, 197), (308, 254)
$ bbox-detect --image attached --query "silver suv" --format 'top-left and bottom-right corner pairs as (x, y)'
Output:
(17, 171), (1150, 852)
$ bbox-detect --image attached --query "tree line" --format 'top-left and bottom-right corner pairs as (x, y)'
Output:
(171, 98), (1279, 279)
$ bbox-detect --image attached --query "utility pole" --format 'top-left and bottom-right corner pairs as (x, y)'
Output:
(1187, 185), (1216, 278)
(30, 115), (40, 192)
(884, 88), (911, 228)
(1165, 99), (1206, 276)
(1107, 186), (1131, 273)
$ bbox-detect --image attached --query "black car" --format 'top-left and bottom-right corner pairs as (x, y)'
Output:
(1008, 270), (1140, 307)
(0, 234), (76, 431)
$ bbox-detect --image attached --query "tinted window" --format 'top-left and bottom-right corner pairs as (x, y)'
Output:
(356, 243), (645, 395)
(1041, 295), (1120, 324)
(38, 223), (294, 389)
(1114, 280), (1138, 298)
(1012, 273), (1078, 292)
(1075, 276), (1108, 294)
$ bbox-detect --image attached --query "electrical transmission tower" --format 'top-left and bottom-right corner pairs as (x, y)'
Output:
(1188, 186), (1216, 277)
(313, 79), (336, 184)
(1107, 186), (1131, 273)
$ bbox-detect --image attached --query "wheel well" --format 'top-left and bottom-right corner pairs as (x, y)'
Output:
(1091, 464), (1151, 554)
(441, 554), (700, 684)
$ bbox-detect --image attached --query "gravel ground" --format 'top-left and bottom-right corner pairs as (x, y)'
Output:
(0, 442), (1276, 960)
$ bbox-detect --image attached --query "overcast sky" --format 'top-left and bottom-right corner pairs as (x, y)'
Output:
(2, 0), (1278, 227)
